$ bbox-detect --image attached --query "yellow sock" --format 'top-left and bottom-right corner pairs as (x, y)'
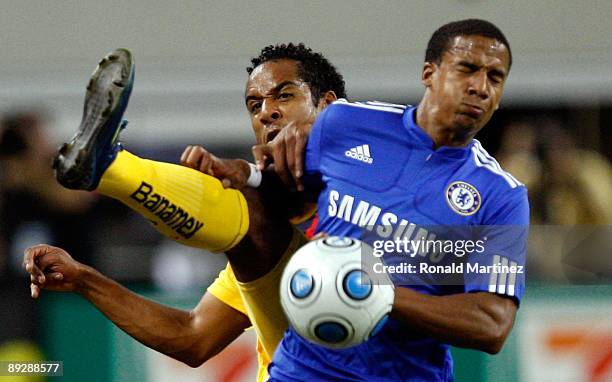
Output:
(97, 150), (249, 252)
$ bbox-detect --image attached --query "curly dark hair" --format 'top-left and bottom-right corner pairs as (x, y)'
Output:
(425, 19), (512, 70)
(247, 43), (346, 104)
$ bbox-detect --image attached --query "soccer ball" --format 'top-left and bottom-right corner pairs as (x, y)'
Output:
(280, 236), (394, 349)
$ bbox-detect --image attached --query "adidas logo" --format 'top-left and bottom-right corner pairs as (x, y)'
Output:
(345, 144), (373, 164)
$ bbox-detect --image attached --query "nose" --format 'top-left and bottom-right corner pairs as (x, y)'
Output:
(259, 98), (282, 125)
(468, 71), (489, 99)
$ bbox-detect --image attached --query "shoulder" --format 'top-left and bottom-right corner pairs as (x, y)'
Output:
(333, 99), (408, 113)
(460, 141), (529, 223)
(325, 99), (408, 118)
(317, 99), (410, 136)
(467, 140), (525, 192)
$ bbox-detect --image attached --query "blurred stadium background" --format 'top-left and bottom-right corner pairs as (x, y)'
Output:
(0, 1), (610, 381)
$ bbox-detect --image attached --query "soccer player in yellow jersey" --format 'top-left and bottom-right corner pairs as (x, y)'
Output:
(23, 44), (345, 381)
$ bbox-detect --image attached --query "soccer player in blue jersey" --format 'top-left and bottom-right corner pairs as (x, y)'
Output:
(25, 18), (525, 381)
(251, 19), (528, 381)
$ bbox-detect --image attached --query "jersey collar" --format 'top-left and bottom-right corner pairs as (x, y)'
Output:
(403, 106), (474, 160)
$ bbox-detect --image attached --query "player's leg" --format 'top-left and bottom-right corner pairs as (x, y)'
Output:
(97, 150), (248, 252)
(54, 49), (248, 252)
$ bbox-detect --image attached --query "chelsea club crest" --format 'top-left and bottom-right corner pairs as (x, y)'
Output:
(446, 181), (481, 216)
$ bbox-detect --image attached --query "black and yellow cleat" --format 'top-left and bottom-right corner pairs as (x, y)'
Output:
(54, 48), (134, 190)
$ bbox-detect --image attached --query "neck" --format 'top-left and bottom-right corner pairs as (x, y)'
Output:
(416, 99), (474, 149)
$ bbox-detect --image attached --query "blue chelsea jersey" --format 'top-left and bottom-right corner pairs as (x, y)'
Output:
(268, 100), (530, 382)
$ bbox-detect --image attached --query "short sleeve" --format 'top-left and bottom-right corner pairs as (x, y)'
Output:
(207, 263), (248, 315)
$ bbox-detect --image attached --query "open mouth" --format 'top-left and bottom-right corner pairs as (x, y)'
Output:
(265, 128), (281, 143)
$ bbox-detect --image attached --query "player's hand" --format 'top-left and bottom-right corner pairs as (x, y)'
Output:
(180, 145), (251, 189)
(251, 120), (312, 191)
(23, 244), (84, 298)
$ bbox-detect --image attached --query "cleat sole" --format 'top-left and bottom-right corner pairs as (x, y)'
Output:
(54, 48), (134, 190)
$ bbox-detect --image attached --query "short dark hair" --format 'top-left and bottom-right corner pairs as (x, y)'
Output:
(247, 43), (347, 104)
(425, 19), (512, 70)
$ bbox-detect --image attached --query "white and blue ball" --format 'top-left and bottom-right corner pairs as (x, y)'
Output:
(280, 237), (394, 349)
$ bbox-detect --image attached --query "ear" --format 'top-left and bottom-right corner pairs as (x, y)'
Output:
(421, 62), (436, 88)
(318, 90), (338, 110)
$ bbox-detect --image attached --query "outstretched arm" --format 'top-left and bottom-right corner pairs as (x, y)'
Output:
(24, 245), (250, 367)
(391, 289), (517, 354)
